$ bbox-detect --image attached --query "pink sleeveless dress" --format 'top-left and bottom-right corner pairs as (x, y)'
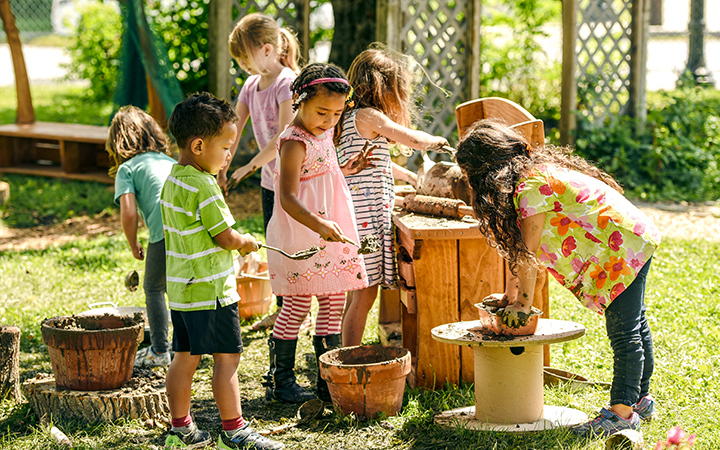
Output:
(266, 125), (368, 297)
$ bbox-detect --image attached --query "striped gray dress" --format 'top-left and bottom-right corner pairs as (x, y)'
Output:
(336, 109), (397, 287)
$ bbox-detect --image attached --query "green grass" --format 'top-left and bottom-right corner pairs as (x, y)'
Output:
(0, 84), (114, 126)
(1, 191), (718, 448)
(0, 174), (116, 228)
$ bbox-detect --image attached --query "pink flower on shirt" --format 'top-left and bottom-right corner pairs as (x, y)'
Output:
(626, 248), (646, 270)
(561, 236), (577, 257)
(538, 243), (558, 265)
(518, 196), (536, 218)
(633, 221), (646, 236)
(608, 230), (623, 251)
(571, 257), (585, 274)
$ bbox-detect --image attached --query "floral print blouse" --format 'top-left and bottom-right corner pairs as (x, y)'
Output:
(514, 165), (661, 314)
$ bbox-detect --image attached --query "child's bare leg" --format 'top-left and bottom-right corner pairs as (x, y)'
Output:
(342, 284), (379, 347)
(166, 352), (201, 418)
(212, 353), (242, 419)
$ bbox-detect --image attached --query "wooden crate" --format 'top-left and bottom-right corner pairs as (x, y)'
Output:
(0, 122), (112, 184)
(392, 210), (550, 389)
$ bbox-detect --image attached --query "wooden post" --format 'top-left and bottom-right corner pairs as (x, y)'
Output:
(560, 0), (577, 146)
(0, 325), (22, 402)
(208, 0), (232, 101)
(464, 0), (481, 102)
(296, 0), (311, 64)
(0, 0), (34, 125)
(376, 0), (402, 51)
(629, 0), (649, 124)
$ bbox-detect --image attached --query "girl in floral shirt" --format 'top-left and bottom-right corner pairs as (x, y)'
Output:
(456, 119), (661, 438)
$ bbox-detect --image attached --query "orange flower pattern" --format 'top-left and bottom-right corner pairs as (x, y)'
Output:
(514, 165), (661, 314)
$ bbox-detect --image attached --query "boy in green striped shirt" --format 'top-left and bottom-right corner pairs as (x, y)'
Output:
(162, 93), (283, 450)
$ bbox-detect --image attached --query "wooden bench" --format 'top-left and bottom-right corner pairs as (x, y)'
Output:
(0, 122), (112, 184)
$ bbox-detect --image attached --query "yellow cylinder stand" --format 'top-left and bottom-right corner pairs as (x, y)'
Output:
(474, 345), (543, 424)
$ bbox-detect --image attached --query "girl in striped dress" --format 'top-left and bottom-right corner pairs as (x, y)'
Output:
(336, 47), (449, 347)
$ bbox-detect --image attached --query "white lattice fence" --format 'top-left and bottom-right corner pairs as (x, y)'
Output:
(576, 0), (636, 123)
(399, 0), (472, 139)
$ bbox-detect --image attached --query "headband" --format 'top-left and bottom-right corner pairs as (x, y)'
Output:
(298, 77), (350, 91)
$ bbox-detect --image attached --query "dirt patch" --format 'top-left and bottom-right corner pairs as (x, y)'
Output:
(0, 187), (263, 252)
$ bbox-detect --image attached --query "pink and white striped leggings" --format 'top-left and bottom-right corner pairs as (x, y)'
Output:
(272, 294), (346, 340)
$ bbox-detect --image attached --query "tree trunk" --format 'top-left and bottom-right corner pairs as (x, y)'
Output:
(23, 373), (170, 423)
(328, 0), (377, 71)
(0, 325), (22, 402)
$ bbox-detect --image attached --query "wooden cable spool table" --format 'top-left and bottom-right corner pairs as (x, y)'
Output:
(431, 318), (588, 431)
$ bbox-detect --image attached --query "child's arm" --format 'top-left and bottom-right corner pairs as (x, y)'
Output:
(217, 101), (251, 193)
(214, 228), (259, 256)
(501, 212), (545, 327)
(278, 139), (346, 242)
(355, 108), (448, 151)
(225, 99), (295, 191)
(118, 193), (144, 260)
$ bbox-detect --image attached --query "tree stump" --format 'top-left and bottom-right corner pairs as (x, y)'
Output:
(0, 325), (22, 402)
(23, 369), (170, 424)
(0, 181), (9, 204)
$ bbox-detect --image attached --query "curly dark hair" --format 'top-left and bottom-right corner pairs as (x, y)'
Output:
(455, 119), (623, 274)
(168, 92), (239, 151)
(290, 63), (351, 112)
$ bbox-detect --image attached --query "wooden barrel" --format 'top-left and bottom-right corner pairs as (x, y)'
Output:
(41, 314), (144, 391)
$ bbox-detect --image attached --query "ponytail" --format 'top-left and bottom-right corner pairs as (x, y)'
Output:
(278, 28), (301, 74)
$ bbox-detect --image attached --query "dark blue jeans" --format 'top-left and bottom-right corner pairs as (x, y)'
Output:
(604, 257), (654, 407)
(262, 187), (282, 308)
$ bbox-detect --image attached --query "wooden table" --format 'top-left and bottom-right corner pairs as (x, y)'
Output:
(0, 122), (112, 183)
(432, 319), (587, 431)
(390, 209), (549, 389)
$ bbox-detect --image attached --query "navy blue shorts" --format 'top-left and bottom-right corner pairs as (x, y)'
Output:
(171, 301), (243, 355)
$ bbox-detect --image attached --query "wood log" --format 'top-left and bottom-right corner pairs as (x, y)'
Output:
(0, 0), (34, 124)
(0, 325), (22, 402)
(399, 194), (475, 219)
(23, 372), (169, 424)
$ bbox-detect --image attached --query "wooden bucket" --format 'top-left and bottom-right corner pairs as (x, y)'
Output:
(41, 314), (144, 391)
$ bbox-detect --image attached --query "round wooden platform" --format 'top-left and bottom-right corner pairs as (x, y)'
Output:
(23, 369), (169, 423)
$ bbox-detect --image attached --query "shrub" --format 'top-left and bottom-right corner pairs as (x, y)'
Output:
(574, 87), (720, 202)
(63, 1), (122, 100)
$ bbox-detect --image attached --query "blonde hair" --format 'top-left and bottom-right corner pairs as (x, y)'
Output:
(229, 13), (301, 73)
(106, 106), (170, 178)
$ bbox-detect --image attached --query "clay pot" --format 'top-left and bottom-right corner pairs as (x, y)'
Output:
(319, 345), (411, 419)
(41, 313), (144, 391)
(474, 301), (542, 336)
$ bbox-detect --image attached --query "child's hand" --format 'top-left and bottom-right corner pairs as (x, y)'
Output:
(317, 220), (345, 242)
(227, 164), (257, 192)
(130, 241), (145, 261)
(426, 136), (450, 152)
(501, 302), (532, 328)
(340, 141), (381, 176)
(238, 233), (260, 257)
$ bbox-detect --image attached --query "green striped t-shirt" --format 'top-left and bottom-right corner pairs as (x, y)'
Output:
(160, 164), (239, 311)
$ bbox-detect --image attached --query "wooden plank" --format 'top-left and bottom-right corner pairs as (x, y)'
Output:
(61, 140), (79, 173)
(0, 123), (108, 144)
(0, 165), (113, 184)
(398, 280), (417, 314)
(378, 288), (400, 324)
(414, 238), (460, 389)
(400, 302), (417, 370)
(0, 136), (13, 167)
(392, 210), (484, 240)
(397, 257), (415, 287)
(458, 238), (506, 383)
(560, 0), (578, 146)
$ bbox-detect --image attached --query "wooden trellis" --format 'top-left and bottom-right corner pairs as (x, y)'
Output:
(379, 0), (481, 140)
(561, 0), (648, 143)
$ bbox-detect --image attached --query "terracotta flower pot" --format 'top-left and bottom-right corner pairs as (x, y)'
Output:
(319, 345), (411, 419)
(41, 313), (144, 391)
(474, 301), (542, 336)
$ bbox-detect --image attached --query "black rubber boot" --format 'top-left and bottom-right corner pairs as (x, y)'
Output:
(313, 334), (342, 402)
(264, 337), (317, 403)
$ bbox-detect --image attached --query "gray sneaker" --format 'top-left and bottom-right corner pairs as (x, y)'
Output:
(134, 346), (171, 367)
(165, 423), (211, 449)
(218, 426), (284, 450)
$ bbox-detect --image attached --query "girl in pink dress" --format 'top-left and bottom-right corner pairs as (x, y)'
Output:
(264, 63), (375, 403)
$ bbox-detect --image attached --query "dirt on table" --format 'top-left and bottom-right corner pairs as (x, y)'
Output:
(0, 187), (717, 252)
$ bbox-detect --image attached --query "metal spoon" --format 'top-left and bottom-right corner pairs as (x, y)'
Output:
(259, 243), (321, 261)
